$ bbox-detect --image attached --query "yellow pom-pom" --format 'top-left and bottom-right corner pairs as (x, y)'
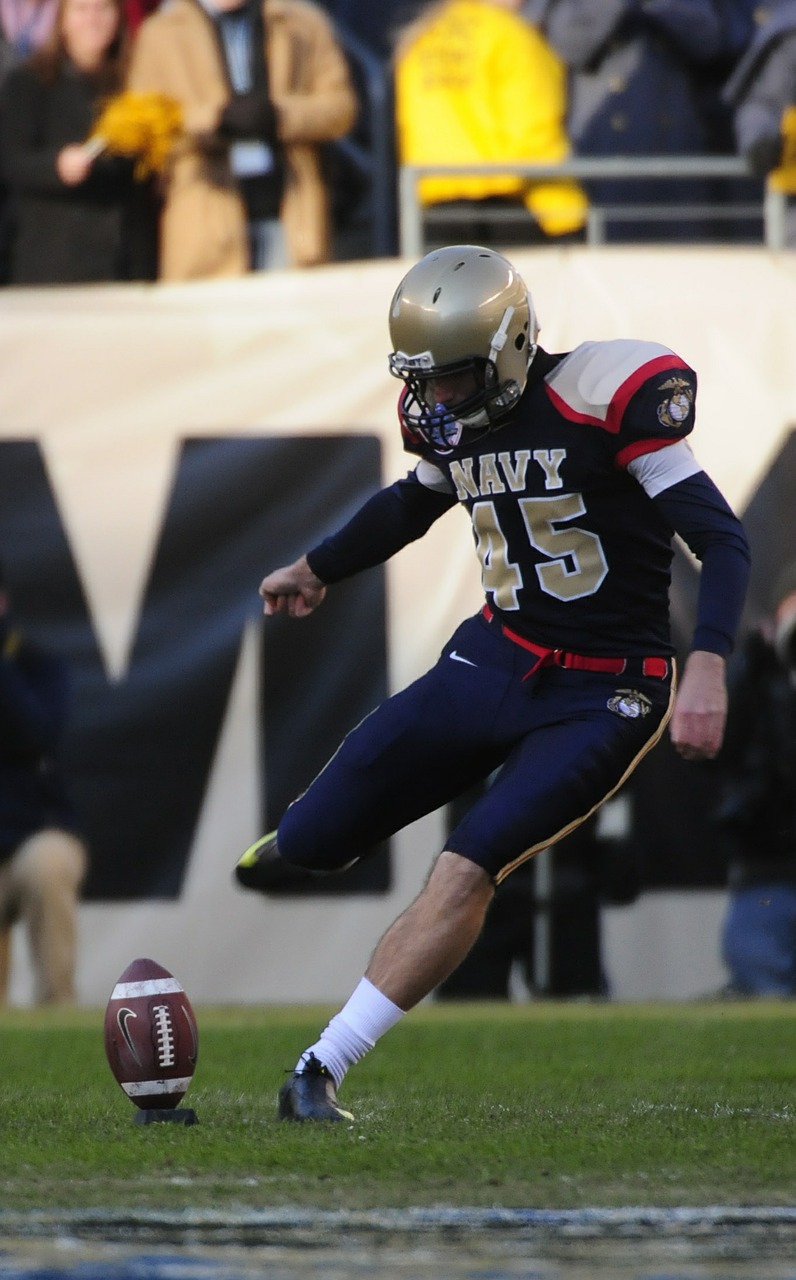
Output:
(88, 91), (184, 177)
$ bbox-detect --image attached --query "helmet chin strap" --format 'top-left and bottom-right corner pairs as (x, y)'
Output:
(487, 306), (514, 366)
(488, 302), (537, 391)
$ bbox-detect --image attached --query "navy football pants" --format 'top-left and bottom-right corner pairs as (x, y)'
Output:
(277, 612), (675, 884)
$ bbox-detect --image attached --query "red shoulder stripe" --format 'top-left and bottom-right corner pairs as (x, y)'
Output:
(615, 437), (677, 469)
(605, 354), (690, 434)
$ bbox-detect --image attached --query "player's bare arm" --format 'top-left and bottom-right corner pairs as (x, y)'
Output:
(669, 648), (727, 761)
(259, 555), (326, 618)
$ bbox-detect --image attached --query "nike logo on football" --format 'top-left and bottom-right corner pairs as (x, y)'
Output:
(449, 651), (476, 666)
(117, 1008), (142, 1065)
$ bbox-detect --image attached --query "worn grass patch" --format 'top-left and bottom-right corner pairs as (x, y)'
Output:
(2, 1001), (795, 1213)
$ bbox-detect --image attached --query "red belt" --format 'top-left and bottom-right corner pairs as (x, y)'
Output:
(481, 605), (669, 680)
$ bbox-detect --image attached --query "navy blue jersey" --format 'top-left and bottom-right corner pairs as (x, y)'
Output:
(401, 339), (701, 656)
(307, 338), (748, 659)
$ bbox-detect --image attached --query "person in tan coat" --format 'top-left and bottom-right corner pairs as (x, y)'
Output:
(127, 0), (357, 279)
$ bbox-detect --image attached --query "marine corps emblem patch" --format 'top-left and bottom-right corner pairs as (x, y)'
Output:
(607, 689), (652, 719)
(656, 376), (694, 429)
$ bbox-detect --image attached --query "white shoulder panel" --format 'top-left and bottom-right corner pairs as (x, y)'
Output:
(415, 459), (455, 493)
(545, 339), (676, 420)
(627, 439), (702, 497)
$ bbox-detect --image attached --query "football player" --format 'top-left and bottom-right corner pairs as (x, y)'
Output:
(236, 245), (750, 1121)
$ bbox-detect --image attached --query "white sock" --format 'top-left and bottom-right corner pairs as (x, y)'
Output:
(296, 977), (404, 1088)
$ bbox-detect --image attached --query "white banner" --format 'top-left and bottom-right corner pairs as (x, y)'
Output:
(2, 246), (795, 1005)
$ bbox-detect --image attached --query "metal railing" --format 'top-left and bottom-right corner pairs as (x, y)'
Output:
(398, 157), (791, 257)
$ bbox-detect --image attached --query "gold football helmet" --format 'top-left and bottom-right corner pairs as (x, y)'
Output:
(388, 245), (539, 447)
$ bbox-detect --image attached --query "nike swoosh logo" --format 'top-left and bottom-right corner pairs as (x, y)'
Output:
(449, 651), (477, 666)
(117, 1008), (142, 1065)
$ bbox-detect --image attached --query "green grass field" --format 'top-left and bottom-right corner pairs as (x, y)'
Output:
(3, 1000), (795, 1215)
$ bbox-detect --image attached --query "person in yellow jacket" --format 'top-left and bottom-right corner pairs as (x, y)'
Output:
(394, 0), (587, 241)
(127, 0), (357, 280)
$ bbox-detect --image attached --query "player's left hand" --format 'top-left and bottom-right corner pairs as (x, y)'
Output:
(669, 649), (727, 761)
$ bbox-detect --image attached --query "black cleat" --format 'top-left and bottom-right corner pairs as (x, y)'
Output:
(234, 830), (317, 893)
(235, 831), (359, 894)
(277, 1053), (354, 1122)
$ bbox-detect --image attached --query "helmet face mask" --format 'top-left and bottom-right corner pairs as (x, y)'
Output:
(388, 245), (539, 450)
(395, 355), (494, 450)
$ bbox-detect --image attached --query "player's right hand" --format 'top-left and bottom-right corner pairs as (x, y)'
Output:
(259, 556), (327, 618)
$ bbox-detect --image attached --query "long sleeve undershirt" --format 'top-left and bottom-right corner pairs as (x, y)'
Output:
(306, 472), (456, 583)
(306, 467), (750, 658)
(654, 470), (750, 656)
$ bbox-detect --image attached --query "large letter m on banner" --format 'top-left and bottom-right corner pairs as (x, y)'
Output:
(0, 437), (390, 901)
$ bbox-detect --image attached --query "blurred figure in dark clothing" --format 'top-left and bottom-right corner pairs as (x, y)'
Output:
(0, 561), (87, 1005)
(528, 0), (744, 242)
(722, 0), (796, 244)
(0, 0), (59, 281)
(714, 562), (796, 996)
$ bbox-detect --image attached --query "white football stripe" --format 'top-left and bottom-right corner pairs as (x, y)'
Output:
(122, 1078), (192, 1098)
(110, 978), (183, 999)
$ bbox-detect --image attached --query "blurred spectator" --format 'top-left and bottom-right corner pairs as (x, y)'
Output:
(0, 561), (87, 1006)
(0, 0), (156, 284)
(393, 0), (588, 250)
(723, 0), (796, 243)
(713, 562), (796, 996)
(724, 1), (796, 175)
(0, 0), (58, 58)
(126, 0), (358, 279)
(690, 1), (759, 154)
(0, 0), (59, 281)
(694, 0), (760, 241)
(703, 0), (760, 132)
(0, 37), (11, 279)
(530, 0), (733, 242)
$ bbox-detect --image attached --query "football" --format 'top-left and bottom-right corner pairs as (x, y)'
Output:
(103, 957), (199, 1111)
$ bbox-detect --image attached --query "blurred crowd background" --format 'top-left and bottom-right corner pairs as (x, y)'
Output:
(1, 0), (796, 285)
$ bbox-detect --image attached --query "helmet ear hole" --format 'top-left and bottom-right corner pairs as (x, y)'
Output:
(514, 333), (526, 351)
